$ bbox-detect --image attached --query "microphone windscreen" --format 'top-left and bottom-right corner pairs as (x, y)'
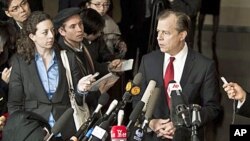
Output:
(145, 87), (161, 119)
(105, 99), (118, 115)
(51, 108), (74, 134)
(173, 127), (191, 141)
(133, 73), (142, 85)
(99, 120), (110, 130)
(141, 80), (156, 112)
(98, 93), (110, 106)
(118, 110), (124, 126)
(129, 101), (145, 122)
(122, 92), (131, 101)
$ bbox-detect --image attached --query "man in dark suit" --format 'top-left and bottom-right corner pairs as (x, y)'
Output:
(132, 10), (221, 141)
(223, 82), (250, 118)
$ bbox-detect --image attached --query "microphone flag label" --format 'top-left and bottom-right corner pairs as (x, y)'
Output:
(167, 82), (182, 97)
(126, 81), (140, 95)
(111, 125), (127, 139)
(130, 127), (144, 141)
(126, 81), (133, 92)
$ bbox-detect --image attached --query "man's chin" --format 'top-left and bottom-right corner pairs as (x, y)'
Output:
(160, 48), (167, 53)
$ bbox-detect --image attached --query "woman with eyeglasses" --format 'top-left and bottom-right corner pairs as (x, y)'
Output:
(8, 11), (95, 140)
(0, 0), (31, 31)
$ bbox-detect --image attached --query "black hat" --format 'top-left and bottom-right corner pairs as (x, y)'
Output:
(53, 7), (81, 29)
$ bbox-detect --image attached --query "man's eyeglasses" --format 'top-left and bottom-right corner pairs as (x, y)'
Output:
(90, 2), (110, 9)
(8, 0), (28, 13)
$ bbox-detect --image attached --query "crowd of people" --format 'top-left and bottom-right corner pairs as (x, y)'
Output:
(0, 0), (248, 141)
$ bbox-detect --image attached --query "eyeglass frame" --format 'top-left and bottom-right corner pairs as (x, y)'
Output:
(89, 2), (110, 9)
(8, 0), (28, 13)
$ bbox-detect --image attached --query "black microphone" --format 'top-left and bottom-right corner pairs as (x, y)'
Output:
(191, 104), (201, 141)
(168, 80), (191, 127)
(91, 93), (110, 118)
(95, 99), (118, 126)
(128, 88), (161, 141)
(88, 119), (110, 141)
(104, 73), (143, 126)
(46, 108), (74, 141)
(173, 126), (191, 141)
(82, 99), (118, 141)
(125, 72), (142, 95)
(132, 80), (156, 127)
(75, 93), (110, 139)
(126, 101), (145, 131)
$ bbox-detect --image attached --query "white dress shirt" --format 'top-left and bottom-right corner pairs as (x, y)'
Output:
(163, 43), (188, 84)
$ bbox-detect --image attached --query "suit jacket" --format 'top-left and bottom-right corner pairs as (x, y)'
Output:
(133, 48), (221, 141)
(82, 38), (112, 77)
(237, 93), (250, 118)
(8, 49), (83, 140)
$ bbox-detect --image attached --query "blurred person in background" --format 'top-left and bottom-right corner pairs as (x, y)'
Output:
(83, 0), (127, 59)
(0, 21), (16, 140)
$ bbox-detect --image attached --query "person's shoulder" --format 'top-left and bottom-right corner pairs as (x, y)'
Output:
(188, 48), (214, 63)
(103, 14), (114, 21)
(143, 49), (162, 59)
(103, 15), (120, 34)
(10, 53), (23, 61)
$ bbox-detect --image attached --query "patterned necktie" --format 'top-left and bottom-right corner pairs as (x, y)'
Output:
(164, 57), (175, 109)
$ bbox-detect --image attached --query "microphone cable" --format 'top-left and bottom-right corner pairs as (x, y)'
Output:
(232, 98), (236, 124)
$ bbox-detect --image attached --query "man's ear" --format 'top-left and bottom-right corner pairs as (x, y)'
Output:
(5, 11), (13, 18)
(179, 31), (187, 41)
(58, 27), (66, 36)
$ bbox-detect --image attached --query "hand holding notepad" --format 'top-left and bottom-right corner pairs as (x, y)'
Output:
(109, 59), (134, 72)
(90, 73), (120, 92)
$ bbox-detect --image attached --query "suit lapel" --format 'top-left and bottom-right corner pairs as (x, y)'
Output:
(180, 48), (195, 87)
(156, 51), (164, 87)
(28, 60), (50, 103)
(52, 50), (68, 103)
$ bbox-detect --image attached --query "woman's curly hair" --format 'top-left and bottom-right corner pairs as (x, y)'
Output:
(17, 11), (52, 64)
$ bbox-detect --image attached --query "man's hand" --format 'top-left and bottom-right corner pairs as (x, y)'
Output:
(98, 76), (119, 94)
(149, 118), (175, 139)
(223, 82), (246, 102)
(117, 41), (127, 54)
(108, 59), (122, 72)
(77, 74), (96, 92)
(1, 67), (12, 84)
(0, 115), (6, 131)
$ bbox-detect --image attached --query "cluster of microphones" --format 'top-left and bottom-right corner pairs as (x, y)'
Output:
(45, 73), (202, 141)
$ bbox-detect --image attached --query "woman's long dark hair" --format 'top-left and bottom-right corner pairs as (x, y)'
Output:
(17, 11), (52, 64)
